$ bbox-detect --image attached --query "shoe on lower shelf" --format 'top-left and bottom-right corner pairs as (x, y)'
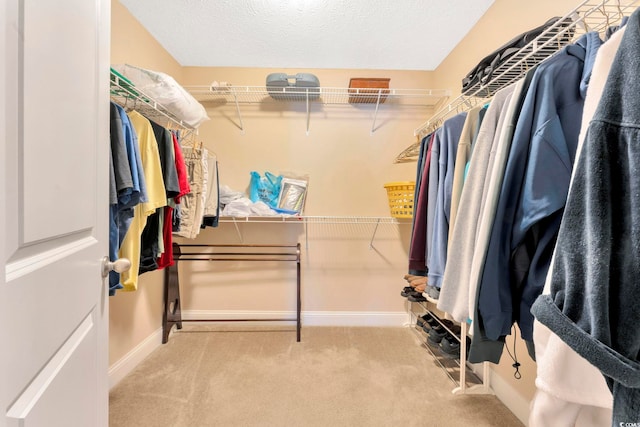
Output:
(419, 313), (440, 331)
(426, 286), (440, 300)
(427, 324), (448, 345)
(400, 286), (413, 297)
(440, 334), (471, 359)
(439, 334), (460, 356)
(407, 292), (426, 303)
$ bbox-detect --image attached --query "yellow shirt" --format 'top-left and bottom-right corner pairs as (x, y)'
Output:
(119, 111), (167, 291)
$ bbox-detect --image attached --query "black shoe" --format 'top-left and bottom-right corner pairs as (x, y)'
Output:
(440, 335), (470, 358)
(407, 292), (426, 302)
(435, 319), (461, 336)
(416, 313), (433, 328)
(427, 325), (448, 345)
(400, 286), (413, 297)
(419, 313), (440, 331)
(439, 334), (460, 356)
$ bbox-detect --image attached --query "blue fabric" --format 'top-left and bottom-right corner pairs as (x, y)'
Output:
(477, 32), (602, 342)
(427, 112), (467, 288)
(109, 104), (148, 296)
(532, 10), (640, 424)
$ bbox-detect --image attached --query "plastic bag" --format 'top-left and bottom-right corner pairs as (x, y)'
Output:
(249, 171), (282, 208)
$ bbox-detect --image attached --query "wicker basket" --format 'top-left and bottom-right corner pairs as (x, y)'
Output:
(384, 181), (415, 218)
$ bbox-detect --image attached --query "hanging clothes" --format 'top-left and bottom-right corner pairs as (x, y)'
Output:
(157, 132), (192, 270)
(427, 112), (466, 295)
(407, 133), (434, 276)
(202, 152), (220, 228)
(531, 10), (640, 424)
(174, 147), (206, 239)
(528, 25), (626, 427)
(437, 85), (515, 324)
(118, 110), (167, 292)
(448, 105), (483, 242)
(139, 121), (182, 273)
(472, 32), (602, 361)
(109, 103), (148, 296)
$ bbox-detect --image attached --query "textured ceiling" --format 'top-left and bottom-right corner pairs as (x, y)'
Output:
(119, 0), (495, 71)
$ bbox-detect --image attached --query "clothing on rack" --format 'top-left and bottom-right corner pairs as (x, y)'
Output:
(174, 147), (207, 239)
(531, 9), (640, 424)
(448, 106), (483, 243)
(427, 112), (466, 293)
(118, 110), (168, 292)
(408, 29), (603, 362)
(201, 153), (220, 228)
(472, 31), (602, 360)
(436, 85), (515, 325)
(109, 103), (148, 296)
(461, 16), (573, 96)
(139, 121), (182, 273)
(528, 24), (625, 427)
(157, 132), (193, 270)
(407, 133), (434, 276)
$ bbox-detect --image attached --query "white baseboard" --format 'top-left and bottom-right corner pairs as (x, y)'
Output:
(182, 310), (410, 327)
(108, 327), (163, 390)
(489, 367), (531, 426)
(303, 311), (409, 326)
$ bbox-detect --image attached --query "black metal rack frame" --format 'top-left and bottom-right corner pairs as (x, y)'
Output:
(162, 243), (302, 343)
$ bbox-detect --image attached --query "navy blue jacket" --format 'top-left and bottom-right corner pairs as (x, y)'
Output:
(476, 32), (602, 344)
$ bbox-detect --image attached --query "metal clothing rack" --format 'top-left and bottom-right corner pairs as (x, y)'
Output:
(162, 243), (302, 344)
(395, 0), (640, 163)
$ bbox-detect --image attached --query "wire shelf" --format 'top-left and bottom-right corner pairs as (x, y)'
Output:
(110, 70), (197, 136)
(187, 86), (450, 107)
(217, 215), (406, 224)
(396, 0), (640, 163)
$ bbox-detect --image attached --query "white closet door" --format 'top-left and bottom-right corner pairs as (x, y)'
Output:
(1, 0), (110, 426)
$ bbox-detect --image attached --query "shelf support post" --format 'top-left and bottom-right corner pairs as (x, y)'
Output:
(232, 217), (244, 243)
(369, 218), (381, 250)
(304, 220), (309, 251)
(232, 92), (245, 134)
(370, 90), (383, 135)
(305, 90), (311, 136)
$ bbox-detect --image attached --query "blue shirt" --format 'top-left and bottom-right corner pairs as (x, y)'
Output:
(428, 112), (467, 288)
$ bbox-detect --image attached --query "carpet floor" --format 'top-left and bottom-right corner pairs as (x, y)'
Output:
(110, 326), (524, 427)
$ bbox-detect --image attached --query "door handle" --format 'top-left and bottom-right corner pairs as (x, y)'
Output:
(101, 256), (131, 278)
